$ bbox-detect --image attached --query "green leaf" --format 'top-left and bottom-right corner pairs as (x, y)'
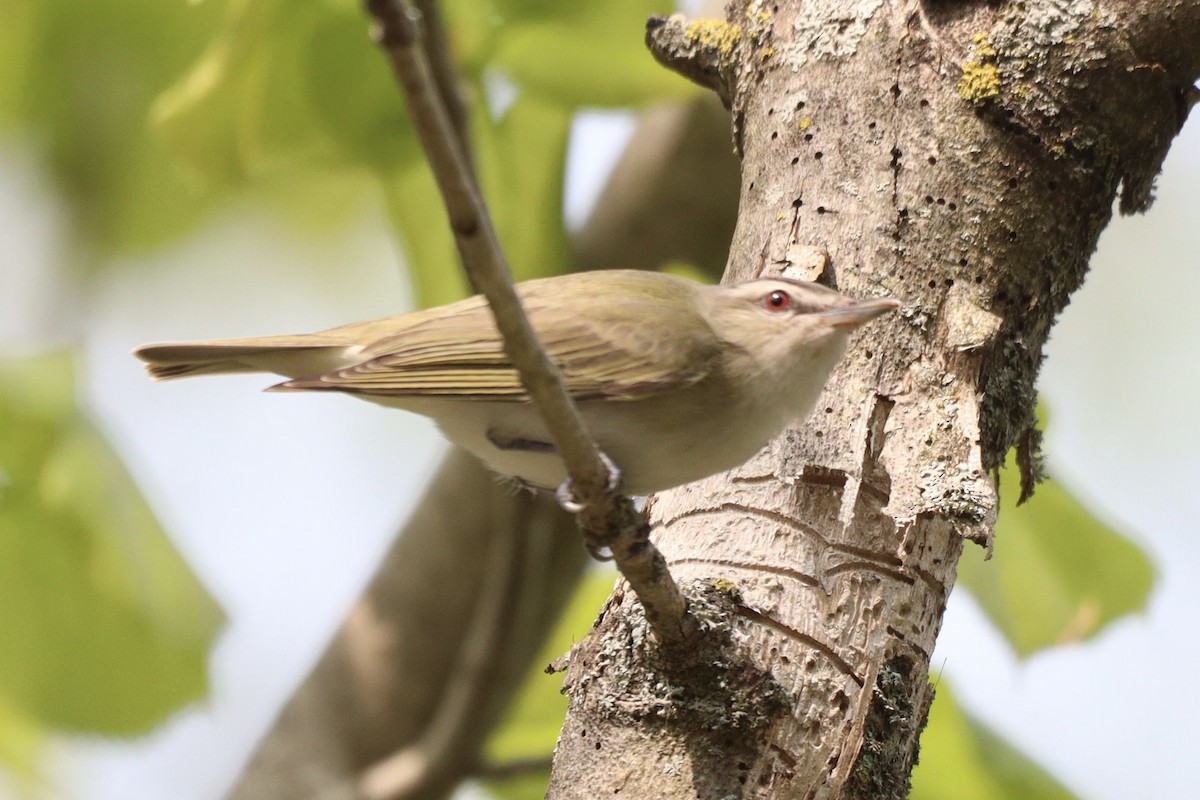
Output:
(481, 570), (615, 799)
(912, 683), (1077, 800)
(0, 352), (223, 740)
(475, 94), (574, 283)
(380, 92), (574, 309)
(494, 2), (697, 107)
(380, 158), (472, 309)
(300, 8), (416, 170)
(957, 452), (1155, 658)
(0, 695), (43, 783)
(151, 0), (327, 186)
(0, 0), (224, 253)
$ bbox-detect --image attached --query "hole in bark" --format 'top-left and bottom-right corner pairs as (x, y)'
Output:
(864, 349), (874, 359)
(948, 202), (957, 211)
(771, 131), (779, 140)
(768, 107), (775, 115)
(825, 406), (833, 413)
(814, 151), (823, 159)
(945, 278), (955, 287)
(936, 197), (945, 205)
(749, 181), (756, 190)
(975, 274), (984, 283)
(928, 279), (937, 289)
(890, 82), (901, 98)
(925, 195), (934, 204)
(791, 156), (799, 165)
(595, 742), (602, 750)
(834, 690), (850, 713)
(928, 155), (937, 165)
(1008, 177), (1019, 189)
(791, 197), (803, 208)
(796, 100), (806, 110)
(868, 121), (877, 129)
(804, 133), (814, 142)
(816, 206), (826, 214)
(919, 98), (930, 108)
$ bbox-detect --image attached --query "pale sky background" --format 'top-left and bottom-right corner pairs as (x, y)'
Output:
(0, 106), (1197, 800)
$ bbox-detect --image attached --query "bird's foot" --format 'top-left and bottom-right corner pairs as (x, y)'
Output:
(554, 450), (623, 514)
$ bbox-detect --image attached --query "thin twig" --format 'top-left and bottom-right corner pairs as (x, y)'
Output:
(362, 0), (691, 642)
(412, 0), (471, 158)
(365, 0), (610, 506)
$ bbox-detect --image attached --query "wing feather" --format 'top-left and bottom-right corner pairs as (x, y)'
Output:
(279, 271), (721, 401)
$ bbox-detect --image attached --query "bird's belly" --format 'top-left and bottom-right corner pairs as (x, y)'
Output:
(412, 400), (570, 491)
(375, 394), (796, 496)
(583, 396), (789, 495)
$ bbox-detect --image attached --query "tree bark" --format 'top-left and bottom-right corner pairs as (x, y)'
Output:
(548, 1), (1199, 798)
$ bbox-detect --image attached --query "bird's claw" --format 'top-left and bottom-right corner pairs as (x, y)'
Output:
(554, 451), (623, 514)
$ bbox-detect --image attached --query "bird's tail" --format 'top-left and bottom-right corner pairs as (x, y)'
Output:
(133, 337), (357, 381)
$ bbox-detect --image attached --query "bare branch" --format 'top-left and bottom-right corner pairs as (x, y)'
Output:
(645, 15), (739, 106)
(411, 0), (471, 166)
(362, 0), (692, 650)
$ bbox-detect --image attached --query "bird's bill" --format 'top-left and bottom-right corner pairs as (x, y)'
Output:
(819, 297), (902, 330)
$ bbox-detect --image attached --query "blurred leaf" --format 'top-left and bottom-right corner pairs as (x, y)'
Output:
(300, 8), (416, 170)
(494, 2), (696, 107)
(380, 158), (471, 309)
(495, 24), (694, 107)
(0, 352), (223, 739)
(0, 695), (42, 782)
(152, 0), (331, 185)
(0, 0), (224, 253)
(481, 570), (615, 799)
(912, 683), (1077, 800)
(475, 94), (573, 282)
(958, 450), (1155, 658)
(380, 91), (573, 308)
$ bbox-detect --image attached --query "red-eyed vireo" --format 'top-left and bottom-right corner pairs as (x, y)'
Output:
(134, 270), (899, 495)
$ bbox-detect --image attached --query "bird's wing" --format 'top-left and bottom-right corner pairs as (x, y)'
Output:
(277, 276), (721, 401)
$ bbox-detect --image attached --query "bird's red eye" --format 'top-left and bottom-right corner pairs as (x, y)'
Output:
(765, 290), (791, 311)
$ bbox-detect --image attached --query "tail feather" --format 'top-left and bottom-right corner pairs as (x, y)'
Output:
(133, 340), (356, 382)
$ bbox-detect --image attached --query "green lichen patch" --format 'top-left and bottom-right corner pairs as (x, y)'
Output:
(685, 19), (742, 57)
(958, 32), (1002, 106)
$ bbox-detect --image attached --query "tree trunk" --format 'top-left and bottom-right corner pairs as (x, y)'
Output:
(547, 1), (1199, 798)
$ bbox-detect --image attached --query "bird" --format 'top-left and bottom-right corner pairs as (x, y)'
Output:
(133, 269), (899, 496)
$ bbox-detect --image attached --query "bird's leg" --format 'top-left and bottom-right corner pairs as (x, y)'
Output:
(554, 450), (623, 511)
(555, 450), (624, 561)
